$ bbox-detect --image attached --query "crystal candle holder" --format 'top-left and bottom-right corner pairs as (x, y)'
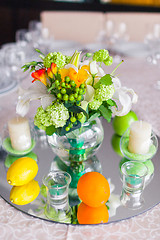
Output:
(1, 119), (36, 156)
(119, 158), (154, 186)
(120, 161), (148, 209)
(42, 170), (71, 223)
(120, 128), (158, 162)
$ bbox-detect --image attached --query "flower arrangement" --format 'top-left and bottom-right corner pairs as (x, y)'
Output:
(16, 49), (138, 136)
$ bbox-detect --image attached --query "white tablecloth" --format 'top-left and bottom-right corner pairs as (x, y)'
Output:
(0, 57), (160, 240)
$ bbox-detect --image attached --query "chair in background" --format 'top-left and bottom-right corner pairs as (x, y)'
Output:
(40, 11), (104, 44)
(104, 12), (160, 42)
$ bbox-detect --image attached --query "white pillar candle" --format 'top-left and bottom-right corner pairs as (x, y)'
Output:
(8, 116), (31, 151)
(128, 120), (152, 154)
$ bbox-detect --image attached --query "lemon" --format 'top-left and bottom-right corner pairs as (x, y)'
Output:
(7, 157), (38, 186)
(10, 179), (40, 205)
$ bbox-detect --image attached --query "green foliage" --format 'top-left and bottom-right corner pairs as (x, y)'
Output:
(99, 104), (112, 122)
(94, 74), (112, 89)
(46, 125), (56, 136)
(88, 112), (101, 122)
(21, 61), (43, 72)
(67, 105), (88, 119)
(57, 120), (81, 136)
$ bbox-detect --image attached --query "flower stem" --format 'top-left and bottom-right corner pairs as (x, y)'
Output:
(111, 60), (124, 76)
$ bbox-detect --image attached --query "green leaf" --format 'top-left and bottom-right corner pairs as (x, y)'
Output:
(58, 120), (81, 136)
(46, 125), (56, 136)
(35, 48), (44, 55)
(106, 99), (117, 108)
(48, 83), (56, 92)
(68, 106), (88, 119)
(56, 73), (62, 81)
(88, 112), (100, 122)
(64, 102), (74, 109)
(99, 105), (112, 122)
(94, 74), (112, 89)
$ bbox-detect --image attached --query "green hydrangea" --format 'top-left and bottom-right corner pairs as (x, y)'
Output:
(65, 56), (72, 64)
(92, 49), (113, 66)
(103, 56), (113, 66)
(93, 49), (109, 62)
(34, 103), (69, 130)
(49, 103), (69, 128)
(95, 84), (115, 102)
(89, 99), (102, 110)
(34, 106), (52, 131)
(43, 52), (66, 69)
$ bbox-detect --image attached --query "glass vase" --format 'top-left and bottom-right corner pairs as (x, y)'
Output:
(47, 118), (104, 191)
(47, 118), (104, 165)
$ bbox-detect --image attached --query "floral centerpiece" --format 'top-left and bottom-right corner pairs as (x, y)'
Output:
(16, 49), (137, 136)
(16, 48), (138, 188)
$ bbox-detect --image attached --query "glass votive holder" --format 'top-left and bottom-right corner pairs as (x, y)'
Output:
(119, 158), (154, 186)
(42, 170), (71, 223)
(1, 117), (37, 156)
(120, 128), (158, 162)
(120, 161), (148, 209)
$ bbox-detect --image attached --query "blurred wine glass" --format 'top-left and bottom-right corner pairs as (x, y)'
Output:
(112, 22), (129, 44)
(144, 23), (160, 89)
(26, 20), (53, 54)
(3, 42), (29, 83)
(104, 20), (129, 62)
(0, 48), (16, 98)
(15, 29), (28, 44)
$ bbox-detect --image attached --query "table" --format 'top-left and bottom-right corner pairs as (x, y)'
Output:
(0, 57), (160, 240)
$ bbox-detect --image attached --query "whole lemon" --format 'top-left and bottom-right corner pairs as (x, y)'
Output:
(112, 110), (138, 136)
(10, 179), (40, 205)
(7, 157), (38, 186)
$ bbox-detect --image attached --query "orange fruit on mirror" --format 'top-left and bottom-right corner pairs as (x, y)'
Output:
(77, 172), (110, 207)
(77, 202), (109, 224)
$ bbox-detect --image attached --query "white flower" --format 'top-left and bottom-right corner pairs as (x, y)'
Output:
(89, 61), (98, 75)
(16, 81), (55, 117)
(84, 85), (95, 102)
(64, 63), (78, 72)
(111, 77), (138, 116)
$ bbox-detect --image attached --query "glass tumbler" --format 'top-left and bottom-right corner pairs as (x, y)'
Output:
(120, 161), (148, 210)
(43, 170), (71, 223)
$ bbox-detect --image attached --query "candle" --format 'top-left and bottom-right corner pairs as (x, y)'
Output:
(128, 120), (152, 154)
(8, 116), (31, 151)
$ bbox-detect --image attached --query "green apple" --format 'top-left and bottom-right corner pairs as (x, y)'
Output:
(111, 133), (123, 157)
(144, 160), (154, 175)
(112, 110), (138, 136)
(119, 157), (129, 172)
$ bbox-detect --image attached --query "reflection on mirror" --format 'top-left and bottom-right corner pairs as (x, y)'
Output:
(0, 117), (159, 225)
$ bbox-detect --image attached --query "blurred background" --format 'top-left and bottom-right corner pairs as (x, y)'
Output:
(1, 0), (160, 45)
(1, 0), (160, 94)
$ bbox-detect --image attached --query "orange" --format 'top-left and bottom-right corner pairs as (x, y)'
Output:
(77, 202), (109, 224)
(77, 172), (110, 207)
